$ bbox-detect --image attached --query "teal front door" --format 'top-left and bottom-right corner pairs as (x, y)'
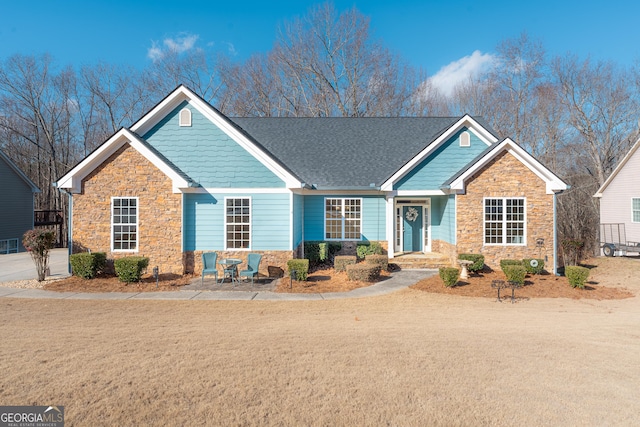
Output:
(402, 206), (423, 252)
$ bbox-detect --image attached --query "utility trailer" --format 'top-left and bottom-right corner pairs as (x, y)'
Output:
(599, 223), (640, 257)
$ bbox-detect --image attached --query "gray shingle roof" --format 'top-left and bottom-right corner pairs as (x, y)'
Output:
(231, 117), (467, 188)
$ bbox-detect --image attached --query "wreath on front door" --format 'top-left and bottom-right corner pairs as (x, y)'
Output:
(405, 207), (419, 222)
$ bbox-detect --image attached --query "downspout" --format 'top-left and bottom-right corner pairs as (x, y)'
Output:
(301, 193), (305, 259)
(553, 192), (558, 276)
(64, 189), (73, 275)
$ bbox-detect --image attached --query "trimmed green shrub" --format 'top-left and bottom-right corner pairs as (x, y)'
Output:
(365, 254), (389, 272)
(503, 265), (527, 285)
(458, 254), (485, 273)
(304, 241), (342, 265)
(500, 259), (524, 271)
(356, 241), (383, 259)
(523, 258), (545, 274)
(346, 263), (381, 282)
(69, 252), (107, 279)
(114, 256), (149, 283)
(439, 267), (460, 287)
(565, 265), (590, 289)
(287, 259), (309, 281)
(334, 255), (357, 272)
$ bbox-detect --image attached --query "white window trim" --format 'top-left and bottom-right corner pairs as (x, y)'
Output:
(179, 108), (192, 127)
(324, 197), (363, 241)
(483, 197), (527, 246)
(224, 197), (252, 250)
(0, 238), (19, 254)
(111, 197), (139, 252)
(632, 197), (640, 223)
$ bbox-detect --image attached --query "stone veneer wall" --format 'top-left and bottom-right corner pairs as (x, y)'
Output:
(456, 150), (554, 270)
(72, 144), (184, 274)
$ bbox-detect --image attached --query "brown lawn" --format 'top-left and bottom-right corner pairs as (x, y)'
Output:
(1, 256), (639, 425)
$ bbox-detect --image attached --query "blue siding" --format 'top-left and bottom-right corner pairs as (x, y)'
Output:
(293, 193), (303, 248)
(396, 128), (488, 190)
(184, 192), (290, 251)
(303, 195), (386, 241)
(431, 195), (456, 244)
(0, 155), (35, 252)
(143, 101), (285, 188)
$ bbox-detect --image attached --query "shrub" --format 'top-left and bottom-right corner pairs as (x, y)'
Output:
(523, 258), (545, 274)
(565, 265), (590, 289)
(346, 263), (381, 282)
(304, 241), (342, 266)
(500, 259), (524, 271)
(439, 267), (459, 287)
(334, 255), (357, 272)
(458, 254), (485, 273)
(365, 254), (388, 272)
(502, 265), (527, 285)
(356, 241), (383, 259)
(22, 229), (56, 282)
(69, 252), (107, 279)
(287, 259), (309, 281)
(114, 256), (149, 283)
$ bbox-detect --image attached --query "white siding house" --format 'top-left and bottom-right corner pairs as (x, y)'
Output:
(594, 137), (640, 254)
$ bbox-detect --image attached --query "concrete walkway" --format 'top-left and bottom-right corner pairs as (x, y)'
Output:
(0, 248), (70, 282)
(0, 269), (436, 301)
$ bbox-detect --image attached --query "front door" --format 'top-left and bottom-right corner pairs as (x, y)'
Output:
(402, 206), (423, 252)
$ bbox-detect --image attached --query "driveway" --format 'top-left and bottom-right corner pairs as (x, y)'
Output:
(0, 248), (69, 282)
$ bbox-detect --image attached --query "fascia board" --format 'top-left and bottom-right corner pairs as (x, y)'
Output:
(131, 85), (302, 188)
(594, 136), (640, 197)
(56, 129), (189, 193)
(449, 138), (568, 194)
(380, 115), (499, 191)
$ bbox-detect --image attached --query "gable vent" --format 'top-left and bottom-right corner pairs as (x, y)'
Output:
(179, 108), (192, 127)
(460, 131), (470, 147)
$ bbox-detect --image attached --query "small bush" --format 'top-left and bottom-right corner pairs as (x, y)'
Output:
(114, 256), (149, 283)
(439, 267), (459, 287)
(287, 259), (309, 281)
(365, 254), (388, 272)
(458, 254), (485, 273)
(565, 265), (590, 289)
(334, 255), (357, 272)
(502, 265), (527, 285)
(523, 258), (545, 274)
(356, 241), (383, 259)
(69, 252), (107, 279)
(500, 259), (524, 271)
(346, 263), (381, 282)
(22, 229), (56, 282)
(304, 241), (342, 266)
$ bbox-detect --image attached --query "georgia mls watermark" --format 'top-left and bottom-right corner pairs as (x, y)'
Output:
(0, 406), (64, 427)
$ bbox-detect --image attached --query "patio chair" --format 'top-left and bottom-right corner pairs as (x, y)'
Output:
(239, 253), (262, 284)
(201, 252), (219, 285)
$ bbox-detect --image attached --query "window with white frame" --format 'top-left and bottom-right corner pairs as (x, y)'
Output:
(226, 198), (251, 249)
(325, 198), (361, 240)
(0, 238), (19, 254)
(484, 198), (526, 245)
(112, 197), (138, 251)
(633, 198), (640, 223)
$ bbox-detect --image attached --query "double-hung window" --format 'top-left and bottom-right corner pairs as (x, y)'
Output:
(633, 198), (640, 223)
(484, 197), (525, 245)
(325, 198), (361, 240)
(226, 197), (251, 249)
(112, 197), (138, 251)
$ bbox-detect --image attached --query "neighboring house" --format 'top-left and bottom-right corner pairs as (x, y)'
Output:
(56, 85), (568, 275)
(594, 136), (640, 253)
(0, 149), (40, 254)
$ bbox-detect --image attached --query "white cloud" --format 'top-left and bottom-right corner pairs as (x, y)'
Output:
(429, 50), (496, 97)
(147, 34), (199, 62)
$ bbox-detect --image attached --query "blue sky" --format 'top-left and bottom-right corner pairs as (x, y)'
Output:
(1, 0), (638, 95)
